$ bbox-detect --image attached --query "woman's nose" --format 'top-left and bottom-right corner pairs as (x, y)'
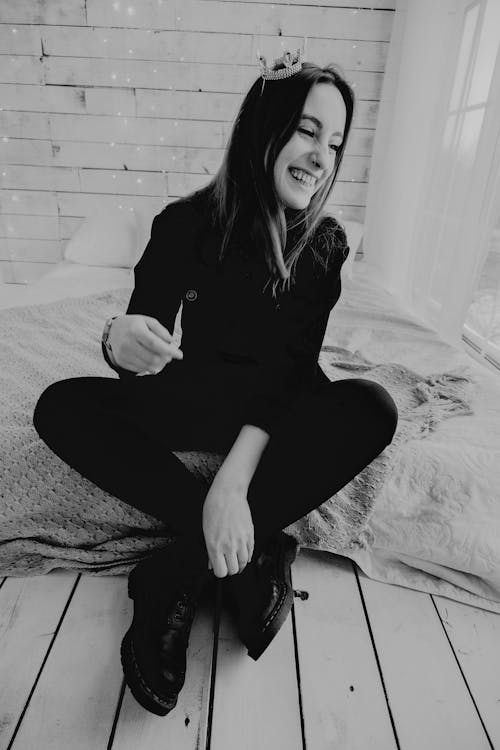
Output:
(311, 142), (330, 171)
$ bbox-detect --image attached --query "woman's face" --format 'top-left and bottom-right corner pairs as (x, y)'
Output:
(273, 83), (347, 210)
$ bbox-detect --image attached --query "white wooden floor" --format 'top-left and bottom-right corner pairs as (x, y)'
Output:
(1, 550), (499, 750)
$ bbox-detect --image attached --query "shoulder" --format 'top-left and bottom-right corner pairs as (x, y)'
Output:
(154, 194), (208, 228)
(313, 214), (350, 267)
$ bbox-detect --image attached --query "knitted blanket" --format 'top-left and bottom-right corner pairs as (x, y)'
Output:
(0, 288), (477, 578)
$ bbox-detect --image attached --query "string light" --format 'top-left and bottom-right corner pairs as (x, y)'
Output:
(12, 28), (18, 34)
(162, 169), (168, 202)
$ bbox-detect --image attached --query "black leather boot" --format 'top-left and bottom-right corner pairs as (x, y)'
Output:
(225, 531), (299, 661)
(120, 535), (213, 716)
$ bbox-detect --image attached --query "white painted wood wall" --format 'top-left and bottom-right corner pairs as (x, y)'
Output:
(0, 0), (395, 283)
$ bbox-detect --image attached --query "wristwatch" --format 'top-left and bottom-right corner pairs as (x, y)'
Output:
(102, 316), (118, 365)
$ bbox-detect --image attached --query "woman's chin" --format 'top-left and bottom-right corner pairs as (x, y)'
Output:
(281, 193), (310, 211)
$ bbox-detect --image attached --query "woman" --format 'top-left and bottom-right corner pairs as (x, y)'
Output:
(33, 50), (398, 717)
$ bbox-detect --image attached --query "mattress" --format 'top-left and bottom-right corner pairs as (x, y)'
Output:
(2, 258), (500, 613)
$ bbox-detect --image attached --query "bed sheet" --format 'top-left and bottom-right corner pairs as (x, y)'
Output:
(327, 261), (500, 613)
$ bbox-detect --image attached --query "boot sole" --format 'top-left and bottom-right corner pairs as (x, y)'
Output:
(244, 534), (299, 661)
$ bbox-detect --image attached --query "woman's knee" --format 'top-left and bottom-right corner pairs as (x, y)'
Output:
(324, 378), (398, 445)
(33, 377), (104, 438)
(33, 379), (75, 437)
(350, 378), (398, 443)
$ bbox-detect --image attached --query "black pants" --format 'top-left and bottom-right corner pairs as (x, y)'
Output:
(32, 361), (398, 557)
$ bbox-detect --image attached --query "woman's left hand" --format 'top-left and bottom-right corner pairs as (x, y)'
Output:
(202, 476), (255, 578)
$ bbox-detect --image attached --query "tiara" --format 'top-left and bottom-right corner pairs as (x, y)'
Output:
(256, 47), (302, 80)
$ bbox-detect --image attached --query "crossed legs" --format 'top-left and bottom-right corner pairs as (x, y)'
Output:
(33, 373), (398, 555)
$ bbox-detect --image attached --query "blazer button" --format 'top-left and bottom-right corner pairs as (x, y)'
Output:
(185, 289), (197, 302)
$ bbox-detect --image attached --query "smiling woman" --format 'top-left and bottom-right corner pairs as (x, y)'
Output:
(32, 51), (400, 719)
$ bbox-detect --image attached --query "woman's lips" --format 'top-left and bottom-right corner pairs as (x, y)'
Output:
(288, 168), (316, 189)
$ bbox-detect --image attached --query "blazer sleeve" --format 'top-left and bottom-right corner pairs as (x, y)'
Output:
(102, 200), (196, 378)
(239, 221), (350, 435)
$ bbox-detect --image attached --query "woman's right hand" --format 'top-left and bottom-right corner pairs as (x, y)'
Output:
(107, 314), (183, 374)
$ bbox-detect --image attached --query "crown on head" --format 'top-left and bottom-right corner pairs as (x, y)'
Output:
(256, 47), (302, 80)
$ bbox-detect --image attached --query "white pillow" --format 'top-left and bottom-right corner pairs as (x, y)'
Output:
(64, 210), (140, 269)
(339, 219), (363, 280)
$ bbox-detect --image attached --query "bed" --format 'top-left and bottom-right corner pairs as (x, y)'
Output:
(1, 215), (499, 616)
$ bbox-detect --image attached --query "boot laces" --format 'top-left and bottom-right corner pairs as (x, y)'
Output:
(171, 591), (196, 624)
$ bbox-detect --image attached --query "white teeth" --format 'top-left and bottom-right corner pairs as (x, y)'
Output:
(290, 168), (316, 187)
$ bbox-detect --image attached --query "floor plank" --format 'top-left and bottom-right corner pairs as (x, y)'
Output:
(209, 582), (303, 750)
(292, 550), (398, 749)
(0, 572), (77, 750)
(434, 595), (500, 747)
(358, 569), (493, 750)
(10, 575), (127, 750)
(2, 563), (499, 750)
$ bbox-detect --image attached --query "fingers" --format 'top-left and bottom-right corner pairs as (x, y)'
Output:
(135, 328), (183, 361)
(247, 538), (254, 564)
(211, 553), (228, 579)
(210, 543), (254, 578)
(143, 316), (174, 344)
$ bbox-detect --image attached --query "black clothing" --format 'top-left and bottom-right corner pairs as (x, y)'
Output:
(33, 375), (399, 551)
(103, 194), (350, 435)
(33, 194), (399, 557)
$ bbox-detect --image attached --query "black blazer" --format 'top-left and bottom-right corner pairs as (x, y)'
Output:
(103, 194), (350, 435)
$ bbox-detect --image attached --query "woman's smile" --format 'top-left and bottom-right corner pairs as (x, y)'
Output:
(288, 168), (318, 189)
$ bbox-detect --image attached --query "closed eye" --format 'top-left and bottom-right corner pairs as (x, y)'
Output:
(297, 128), (340, 152)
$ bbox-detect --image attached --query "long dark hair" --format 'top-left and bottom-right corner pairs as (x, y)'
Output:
(189, 60), (356, 297)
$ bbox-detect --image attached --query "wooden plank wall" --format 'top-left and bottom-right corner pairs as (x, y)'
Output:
(0, 0), (395, 283)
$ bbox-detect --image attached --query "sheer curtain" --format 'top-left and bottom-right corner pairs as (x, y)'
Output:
(363, 0), (500, 364)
